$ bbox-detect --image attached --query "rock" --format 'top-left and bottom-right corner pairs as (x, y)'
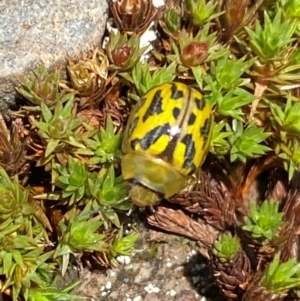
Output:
(0, 0), (108, 113)
(72, 215), (219, 301)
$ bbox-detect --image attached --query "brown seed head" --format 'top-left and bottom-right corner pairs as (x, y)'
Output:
(110, 0), (158, 34)
(181, 41), (208, 67)
(112, 44), (132, 67)
(67, 48), (108, 95)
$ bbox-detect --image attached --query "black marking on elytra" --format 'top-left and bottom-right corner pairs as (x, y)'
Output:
(172, 107), (181, 119)
(158, 135), (180, 163)
(156, 123), (183, 162)
(188, 112), (196, 125)
(195, 97), (205, 110)
(131, 123), (170, 151)
(128, 116), (139, 137)
(171, 83), (184, 100)
(181, 134), (196, 173)
(200, 115), (212, 148)
(143, 90), (163, 122)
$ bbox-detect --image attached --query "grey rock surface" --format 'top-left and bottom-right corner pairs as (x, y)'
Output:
(70, 212), (224, 301)
(0, 0), (108, 113)
(74, 232), (211, 301)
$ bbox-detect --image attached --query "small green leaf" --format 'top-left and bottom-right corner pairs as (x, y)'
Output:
(262, 252), (300, 293)
(245, 10), (296, 62)
(228, 121), (272, 163)
(133, 62), (177, 95)
(40, 102), (53, 123)
(213, 232), (241, 262)
(112, 227), (139, 256)
(243, 200), (285, 241)
(44, 139), (60, 158)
